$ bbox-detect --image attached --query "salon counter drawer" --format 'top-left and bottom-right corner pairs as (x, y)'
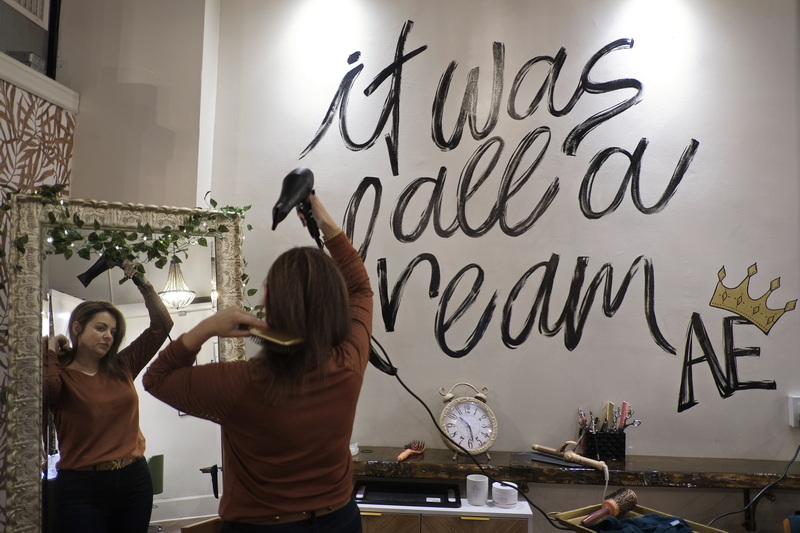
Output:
(422, 514), (529, 533)
(361, 511), (419, 533)
(359, 499), (534, 533)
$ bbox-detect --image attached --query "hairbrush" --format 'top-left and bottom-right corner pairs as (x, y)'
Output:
(249, 326), (304, 353)
(581, 487), (638, 526)
(397, 440), (425, 461)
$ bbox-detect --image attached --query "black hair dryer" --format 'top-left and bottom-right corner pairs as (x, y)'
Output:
(272, 167), (322, 248)
(77, 256), (144, 288)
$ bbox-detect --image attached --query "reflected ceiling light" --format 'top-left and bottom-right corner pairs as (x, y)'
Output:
(158, 262), (196, 309)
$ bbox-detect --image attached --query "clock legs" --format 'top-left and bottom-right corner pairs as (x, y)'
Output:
(451, 450), (491, 462)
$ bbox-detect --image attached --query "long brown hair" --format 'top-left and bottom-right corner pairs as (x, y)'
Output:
(60, 301), (128, 379)
(256, 246), (351, 403)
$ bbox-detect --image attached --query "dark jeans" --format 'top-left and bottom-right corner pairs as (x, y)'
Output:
(54, 457), (154, 533)
(220, 499), (362, 533)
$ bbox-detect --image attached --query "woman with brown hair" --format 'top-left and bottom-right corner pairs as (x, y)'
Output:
(44, 261), (174, 533)
(144, 192), (372, 533)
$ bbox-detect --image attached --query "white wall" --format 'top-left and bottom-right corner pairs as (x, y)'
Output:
(55, 0), (800, 531)
(210, 1), (800, 530)
(56, 0), (207, 208)
(212, 0), (800, 459)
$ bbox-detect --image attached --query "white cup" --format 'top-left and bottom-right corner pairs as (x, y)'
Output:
(466, 474), (489, 506)
(492, 481), (518, 508)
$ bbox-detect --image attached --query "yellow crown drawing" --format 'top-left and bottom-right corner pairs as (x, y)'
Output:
(709, 264), (797, 334)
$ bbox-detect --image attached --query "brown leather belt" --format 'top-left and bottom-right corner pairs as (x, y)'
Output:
(266, 497), (351, 524)
(75, 457), (140, 471)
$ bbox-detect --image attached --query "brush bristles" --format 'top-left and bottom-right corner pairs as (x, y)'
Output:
(580, 488), (638, 526)
(611, 488), (637, 514)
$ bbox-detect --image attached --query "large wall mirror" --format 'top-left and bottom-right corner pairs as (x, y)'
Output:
(6, 194), (245, 533)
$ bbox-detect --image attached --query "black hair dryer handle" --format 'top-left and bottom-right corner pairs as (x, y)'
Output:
(199, 464), (220, 499)
(296, 198), (323, 249)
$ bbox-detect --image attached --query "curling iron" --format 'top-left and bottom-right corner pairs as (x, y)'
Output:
(532, 441), (608, 473)
(272, 167), (323, 249)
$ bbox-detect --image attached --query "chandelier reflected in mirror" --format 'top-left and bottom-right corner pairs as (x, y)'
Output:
(158, 262), (196, 309)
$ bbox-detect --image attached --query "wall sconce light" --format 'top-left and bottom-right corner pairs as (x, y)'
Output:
(158, 262), (196, 309)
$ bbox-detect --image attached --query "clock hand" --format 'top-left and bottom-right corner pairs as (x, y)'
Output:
(460, 417), (475, 440)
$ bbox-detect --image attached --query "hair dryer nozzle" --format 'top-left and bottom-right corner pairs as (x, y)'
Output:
(77, 256), (114, 287)
(272, 167), (314, 230)
(77, 256), (144, 287)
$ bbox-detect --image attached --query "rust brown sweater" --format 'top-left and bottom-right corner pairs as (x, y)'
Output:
(143, 233), (373, 523)
(44, 283), (173, 470)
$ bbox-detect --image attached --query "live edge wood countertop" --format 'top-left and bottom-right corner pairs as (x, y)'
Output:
(351, 446), (800, 491)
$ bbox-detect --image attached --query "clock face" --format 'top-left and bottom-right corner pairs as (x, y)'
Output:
(439, 397), (498, 455)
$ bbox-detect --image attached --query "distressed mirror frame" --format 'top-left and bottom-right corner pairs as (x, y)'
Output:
(6, 194), (246, 533)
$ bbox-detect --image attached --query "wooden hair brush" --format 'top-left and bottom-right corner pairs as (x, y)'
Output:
(581, 487), (638, 526)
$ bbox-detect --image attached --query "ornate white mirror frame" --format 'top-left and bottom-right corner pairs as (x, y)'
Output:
(5, 194), (246, 532)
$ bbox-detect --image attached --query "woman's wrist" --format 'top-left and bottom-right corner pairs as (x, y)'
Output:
(183, 324), (211, 352)
(323, 227), (343, 243)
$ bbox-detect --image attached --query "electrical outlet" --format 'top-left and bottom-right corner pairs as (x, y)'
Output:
(790, 396), (800, 428)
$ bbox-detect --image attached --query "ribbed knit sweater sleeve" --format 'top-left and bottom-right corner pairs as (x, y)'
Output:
(142, 333), (248, 422)
(326, 232), (373, 373)
(121, 282), (175, 378)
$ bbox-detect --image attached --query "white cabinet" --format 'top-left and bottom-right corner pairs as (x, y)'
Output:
(359, 498), (534, 533)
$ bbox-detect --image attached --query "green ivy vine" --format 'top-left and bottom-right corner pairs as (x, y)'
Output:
(1, 183), (263, 318)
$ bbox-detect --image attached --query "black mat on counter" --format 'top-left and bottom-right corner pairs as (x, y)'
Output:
(353, 479), (461, 507)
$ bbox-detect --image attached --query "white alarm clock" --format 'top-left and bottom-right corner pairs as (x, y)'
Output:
(438, 382), (498, 460)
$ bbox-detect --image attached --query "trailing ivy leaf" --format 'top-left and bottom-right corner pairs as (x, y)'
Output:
(14, 235), (28, 253)
(13, 187), (258, 316)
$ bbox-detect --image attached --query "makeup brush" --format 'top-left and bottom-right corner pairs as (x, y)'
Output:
(580, 487), (638, 526)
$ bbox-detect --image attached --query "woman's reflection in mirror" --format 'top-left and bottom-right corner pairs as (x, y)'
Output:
(43, 260), (174, 533)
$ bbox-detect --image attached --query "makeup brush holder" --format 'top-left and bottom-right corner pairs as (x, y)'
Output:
(583, 432), (626, 461)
